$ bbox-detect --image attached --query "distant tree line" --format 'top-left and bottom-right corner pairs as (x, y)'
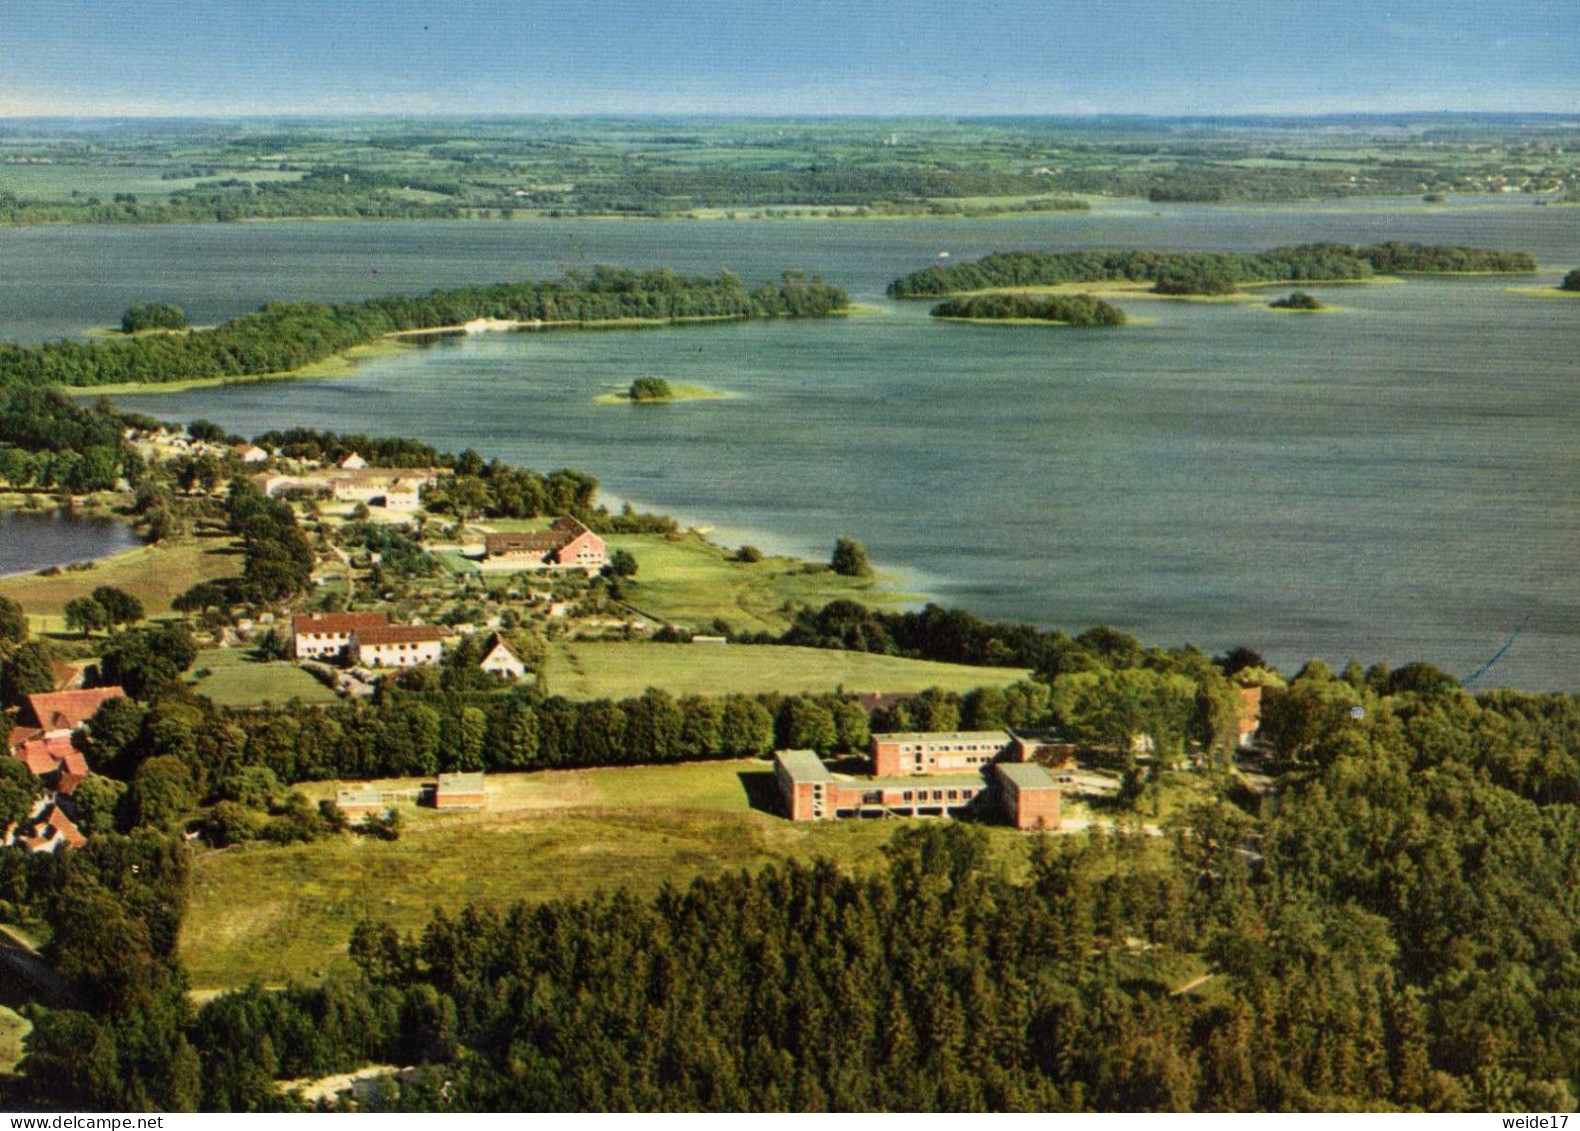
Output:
(532, 165), (1088, 211)
(930, 293), (1127, 325)
(888, 243), (1539, 298)
(0, 267), (849, 391)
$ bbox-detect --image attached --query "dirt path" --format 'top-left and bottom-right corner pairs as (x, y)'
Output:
(1170, 973), (1216, 997)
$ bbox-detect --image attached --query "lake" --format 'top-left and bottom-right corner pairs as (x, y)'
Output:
(8, 199), (1578, 688)
(0, 509), (142, 576)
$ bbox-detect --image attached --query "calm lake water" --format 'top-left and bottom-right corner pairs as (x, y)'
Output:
(7, 199), (1577, 687)
(0, 510), (142, 576)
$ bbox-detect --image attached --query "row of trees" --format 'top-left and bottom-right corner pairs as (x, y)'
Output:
(77, 684), (870, 798)
(773, 599), (1173, 676)
(0, 268), (849, 390)
(887, 243), (1538, 298)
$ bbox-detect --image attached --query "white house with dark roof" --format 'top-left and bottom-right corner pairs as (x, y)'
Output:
(479, 635), (528, 680)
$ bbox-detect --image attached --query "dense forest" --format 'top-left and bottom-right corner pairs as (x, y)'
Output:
(0, 267), (849, 390)
(887, 243), (1539, 297)
(0, 386), (143, 491)
(12, 657), (1580, 1109)
(929, 293), (1127, 326)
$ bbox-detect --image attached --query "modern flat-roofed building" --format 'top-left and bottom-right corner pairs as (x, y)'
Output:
(434, 771), (486, 810)
(775, 749), (834, 820)
(870, 730), (1022, 776)
(995, 762), (1061, 830)
(293, 612), (390, 660)
(775, 749), (1056, 829)
(336, 786), (388, 820)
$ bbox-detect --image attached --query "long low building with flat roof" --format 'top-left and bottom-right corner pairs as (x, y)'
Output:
(775, 750), (1057, 829)
(870, 730), (1020, 776)
(870, 729), (1079, 776)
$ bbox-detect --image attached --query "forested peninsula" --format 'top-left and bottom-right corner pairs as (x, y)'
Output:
(0, 267), (849, 391)
(888, 243), (1539, 298)
(930, 293), (1127, 325)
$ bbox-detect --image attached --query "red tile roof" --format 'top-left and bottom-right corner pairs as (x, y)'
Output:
(46, 807), (85, 849)
(26, 687), (125, 733)
(485, 517), (594, 558)
(354, 625), (448, 645)
(16, 735), (76, 777)
(485, 531), (568, 555)
(18, 746), (60, 776)
(293, 612), (390, 636)
(6, 725), (42, 754)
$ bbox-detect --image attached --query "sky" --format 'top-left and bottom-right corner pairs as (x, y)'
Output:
(0, 0), (1575, 118)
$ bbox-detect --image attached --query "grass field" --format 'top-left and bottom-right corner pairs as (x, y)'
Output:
(0, 1007), (27, 1076)
(608, 532), (917, 634)
(549, 640), (1027, 700)
(182, 758), (1067, 990)
(0, 530), (242, 628)
(188, 648), (339, 708)
(1505, 285), (1580, 299)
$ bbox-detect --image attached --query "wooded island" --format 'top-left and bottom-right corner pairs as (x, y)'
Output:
(889, 243), (1539, 298)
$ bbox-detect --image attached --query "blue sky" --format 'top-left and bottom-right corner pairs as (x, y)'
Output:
(1, 0), (1574, 117)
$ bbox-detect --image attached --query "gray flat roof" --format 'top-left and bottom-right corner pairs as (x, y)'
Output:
(775, 749), (832, 783)
(867, 774), (987, 790)
(995, 762), (1057, 790)
(437, 771), (486, 791)
(871, 730), (1013, 744)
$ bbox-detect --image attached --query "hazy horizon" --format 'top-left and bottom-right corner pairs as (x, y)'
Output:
(2, 0), (1574, 119)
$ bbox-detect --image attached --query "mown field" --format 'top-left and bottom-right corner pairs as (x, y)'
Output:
(0, 1007), (27, 1076)
(548, 640), (1027, 700)
(0, 530), (242, 629)
(187, 647), (339, 709)
(607, 532), (917, 633)
(180, 759), (1100, 992)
